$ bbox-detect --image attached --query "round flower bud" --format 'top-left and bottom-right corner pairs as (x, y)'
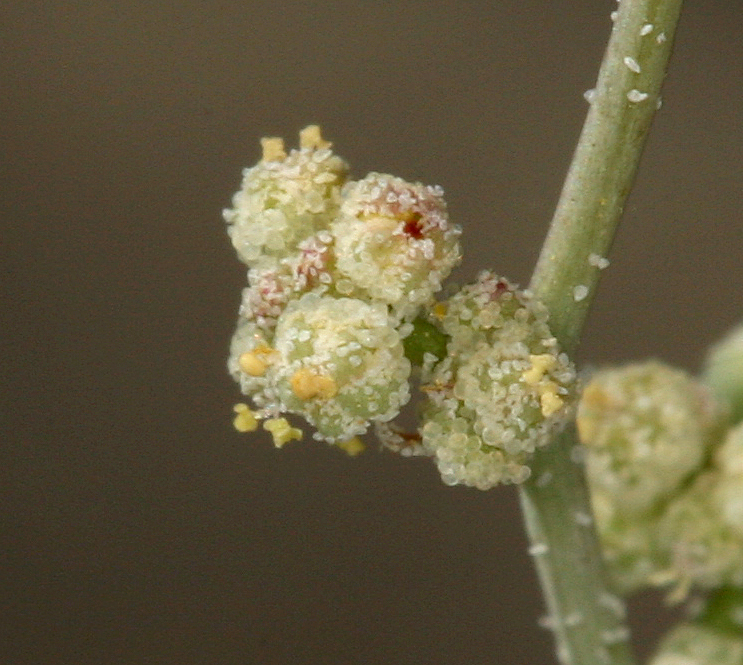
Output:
(269, 293), (412, 442)
(712, 422), (743, 538)
(588, 490), (668, 594)
(330, 173), (461, 320)
(703, 320), (743, 426)
(419, 273), (576, 489)
(224, 126), (349, 269)
(650, 623), (743, 665)
(657, 471), (743, 594)
(578, 361), (723, 517)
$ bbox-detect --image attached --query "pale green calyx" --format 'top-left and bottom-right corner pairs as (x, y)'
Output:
(576, 360), (743, 597)
(578, 361), (722, 516)
(712, 422), (743, 538)
(577, 361), (727, 595)
(703, 320), (743, 426)
(418, 272), (577, 489)
(649, 623), (743, 665)
(271, 294), (411, 441)
(228, 292), (412, 444)
(224, 126), (349, 270)
(331, 172), (461, 320)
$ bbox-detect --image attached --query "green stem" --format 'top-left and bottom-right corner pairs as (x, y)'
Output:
(530, 0), (682, 353)
(519, 1), (683, 664)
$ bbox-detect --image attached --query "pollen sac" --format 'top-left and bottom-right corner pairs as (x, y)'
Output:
(224, 126), (349, 270)
(330, 173), (461, 320)
(228, 319), (276, 404)
(419, 272), (577, 489)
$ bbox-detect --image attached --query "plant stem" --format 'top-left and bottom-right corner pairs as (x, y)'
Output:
(530, 0), (682, 352)
(519, 1), (683, 664)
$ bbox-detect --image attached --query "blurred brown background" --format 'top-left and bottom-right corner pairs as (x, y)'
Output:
(2, 1), (741, 663)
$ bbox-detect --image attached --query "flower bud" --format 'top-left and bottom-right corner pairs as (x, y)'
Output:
(419, 273), (576, 489)
(268, 293), (411, 442)
(330, 173), (461, 320)
(588, 490), (667, 594)
(650, 623), (743, 665)
(238, 233), (335, 330)
(224, 126), (349, 269)
(703, 320), (743, 425)
(712, 422), (743, 538)
(578, 361), (724, 516)
(657, 471), (743, 595)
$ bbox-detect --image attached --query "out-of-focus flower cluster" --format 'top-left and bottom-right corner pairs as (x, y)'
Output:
(649, 620), (743, 665)
(578, 346), (743, 601)
(225, 126), (461, 447)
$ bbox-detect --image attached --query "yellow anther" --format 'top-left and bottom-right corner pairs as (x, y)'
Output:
(540, 384), (565, 417)
(433, 302), (448, 320)
(263, 418), (303, 448)
(523, 354), (558, 385)
(290, 368), (338, 400)
(336, 437), (366, 457)
(260, 136), (286, 162)
(299, 125), (331, 150)
(238, 345), (275, 377)
(239, 352), (267, 377)
(232, 403), (259, 433)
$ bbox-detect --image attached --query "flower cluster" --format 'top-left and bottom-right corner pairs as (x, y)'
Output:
(650, 621), (743, 665)
(225, 127), (461, 446)
(414, 272), (577, 489)
(577, 360), (736, 596)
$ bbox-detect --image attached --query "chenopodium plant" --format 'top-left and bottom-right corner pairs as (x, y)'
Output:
(225, 125), (577, 487)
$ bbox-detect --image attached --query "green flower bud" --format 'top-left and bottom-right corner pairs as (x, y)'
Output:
(650, 623), (743, 665)
(419, 273), (576, 489)
(704, 321), (743, 426)
(658, 471), (743, 595)
(330, 173), (461, 320)
(224, 126), (349, 269)
(578, 361), (723, 517)
(270, 294), (411, 442)
(588, 490), (667, 594)
(712, 422), (743, 538)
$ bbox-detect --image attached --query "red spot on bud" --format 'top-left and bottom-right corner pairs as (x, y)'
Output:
(402, 212), (424, 239)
